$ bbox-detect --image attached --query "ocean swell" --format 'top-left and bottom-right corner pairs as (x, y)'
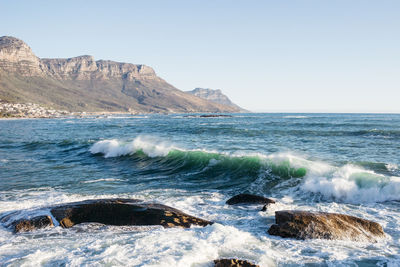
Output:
(89, 137), (311, 180)
(90, 137), (400, 204)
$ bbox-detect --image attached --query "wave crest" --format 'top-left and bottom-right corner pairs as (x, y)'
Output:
(90, 137), (400, 203)
(301, 164), (400, 203)
(90, 136), (177, 158)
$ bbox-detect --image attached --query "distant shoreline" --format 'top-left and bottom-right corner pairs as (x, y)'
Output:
(2, 112), (400, 120)
(0, 111), (243, 120)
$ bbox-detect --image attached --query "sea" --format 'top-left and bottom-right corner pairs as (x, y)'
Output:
(0, 113), (399, 266)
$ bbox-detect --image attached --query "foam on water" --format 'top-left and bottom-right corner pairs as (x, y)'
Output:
(82, 178), (125, 184)
(1, 187), (399, 266)
(90, 137), (400, 204)
(3, 115), (400, 266)
(283, 115), (309, 119)
(90, 136), (178, 158)
(301, 164), (400, 203)
(386, 163), (398, 171)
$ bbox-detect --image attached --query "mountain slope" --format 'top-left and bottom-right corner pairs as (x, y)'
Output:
(0, 36), (240, 113)
(186, 88), (246, 112)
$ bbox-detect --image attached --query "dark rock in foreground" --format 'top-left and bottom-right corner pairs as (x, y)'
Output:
(214, 259), (259, 267)
(12, 215), (54, 233)
(226, 194), (275, 206)
(268, 210), (385, 242)
(50, 199), (212, 229)
(7, 199), (212, 233)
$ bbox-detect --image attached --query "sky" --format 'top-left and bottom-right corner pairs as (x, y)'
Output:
(1, 0), (400, 112)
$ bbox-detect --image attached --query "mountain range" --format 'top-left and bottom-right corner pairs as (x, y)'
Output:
(0, 36), (243, 113)
(186, 88), (246, 112)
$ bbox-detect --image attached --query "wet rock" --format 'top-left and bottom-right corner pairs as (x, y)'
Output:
(226, 194), (275, 206)
(199, 114), (232, 118)
(214, 259), (259, 267)
(261, 205), (268, 211)
(268, 210), (385, 241)
(50, 198), (212, 228)
(12, 215), (54, 233)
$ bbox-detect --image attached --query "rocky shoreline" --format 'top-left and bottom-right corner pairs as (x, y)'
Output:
(2, 195), (386, 242)
(0, 193), (387, 267)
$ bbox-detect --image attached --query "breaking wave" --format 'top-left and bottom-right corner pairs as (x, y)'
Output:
(90, 137), (400, 204)
(90, 136), (177, 158)
(301, 165), (400, 203)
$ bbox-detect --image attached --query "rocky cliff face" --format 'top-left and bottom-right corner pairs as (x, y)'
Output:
(0, 36), (42, 75)
(186, 88), (245, 112)
(40, 56), (156, 81)
(0, 36), (240, 113)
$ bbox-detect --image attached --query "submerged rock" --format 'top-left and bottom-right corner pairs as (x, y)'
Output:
(214, 259), (259, 267)
(50, 198), (212, 229)
(226, 194), (275, 206)
(261, 205), (268, 212)
(12, 215), (54, 233)
(199, 114), (232, 118)
(268, 210), (385, 241)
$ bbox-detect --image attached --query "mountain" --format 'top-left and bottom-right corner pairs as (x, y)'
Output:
(0, 36), (240, 113)
(186, 88), (246, 112)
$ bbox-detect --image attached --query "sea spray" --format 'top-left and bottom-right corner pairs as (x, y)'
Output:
(301, 164), (400, 203)
(90, 136), (177, 158)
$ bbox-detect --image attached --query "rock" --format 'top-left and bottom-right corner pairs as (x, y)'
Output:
(268, 210), (385, 241)
(50, 198), (212, 228)
(199, 114), (233, 118)
(12, 215), (54, 233)
(214, 259), (259, 267)
(0, 36), (42, 76)
(261, 205), (268, 211)
(226, 194), (275, 206)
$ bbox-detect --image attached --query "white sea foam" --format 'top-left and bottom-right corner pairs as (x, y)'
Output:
(1, 188), (398, 266)
(90, 137), (400, 204)
(249, 152), (400, 204)
(266, 152), (332, 175)
(386, 163), (398, 171)
(301, 164), (400, 203)
(283, 115), (309, 119)
(82, 178), (125, 184)
(247, 152), (400, 204)
(90, 136), (178, 158)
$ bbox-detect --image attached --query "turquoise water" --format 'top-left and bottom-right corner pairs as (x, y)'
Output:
(1, 113), (400, 266)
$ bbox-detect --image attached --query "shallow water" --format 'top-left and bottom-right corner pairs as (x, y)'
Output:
(1, 113), (400, 266)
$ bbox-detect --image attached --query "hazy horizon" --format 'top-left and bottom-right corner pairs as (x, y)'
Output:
(1, 0), (399, 113)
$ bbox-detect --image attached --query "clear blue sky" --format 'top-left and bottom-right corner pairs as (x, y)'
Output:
(1, 0), (399, 112)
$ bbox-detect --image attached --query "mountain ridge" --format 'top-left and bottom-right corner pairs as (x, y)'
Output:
(186, 88), (246, 112)
(0, 36), (240, 113)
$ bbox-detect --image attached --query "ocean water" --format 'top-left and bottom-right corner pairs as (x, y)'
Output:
(0, 113), (400, 266)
